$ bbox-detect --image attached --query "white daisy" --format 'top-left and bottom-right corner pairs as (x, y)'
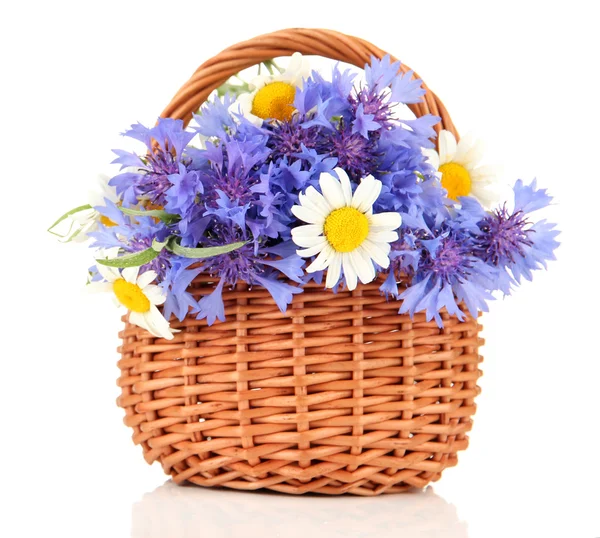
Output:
(234, 52), (311, 126)
(425, 130), (502, 208)
(291, 168), (402, 291)
(70, 174), (120, 242)
(89, 265), (176, 340)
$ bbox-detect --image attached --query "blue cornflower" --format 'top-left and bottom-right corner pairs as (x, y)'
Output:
(164, 164), (203, 217)
(161, 259), (203, 322)
(109, 119), (196, 206)
(192, 93), (237, 138)
(352, 103), (381, 138)
(199, 138), (269, 208)
(196, 224), (303, 324)
(386, 213), (496, 326)
(122, 218), (172, 280)
(294, 69), (353, 128)
(267, 115), (325, 162)
(398, 230), (496, 326)
(204, 190), (251, 232)
(348, 55), (425, 132)
(328, 122), (380, 180)
(473, 179), (559, 293)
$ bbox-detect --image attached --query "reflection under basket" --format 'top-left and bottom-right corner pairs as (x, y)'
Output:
(131, 480), (468, 538)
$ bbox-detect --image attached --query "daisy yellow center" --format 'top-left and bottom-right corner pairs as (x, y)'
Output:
(251, 82), (296, 121)
(113, 278), (150, 313)
(100, 215), (117, 227)
(439, 162), (472, 200)
(324, 207), (369, 253)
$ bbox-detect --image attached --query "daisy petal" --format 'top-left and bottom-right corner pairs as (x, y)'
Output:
(297, 241), (328, 258)
(292, 234), (326, 248)
(438, 130), (457, 164)
(454, 133), (484, 166)
(86, 282), (114, 294)
(145, 305), (176, 340)
(129, 311), (151, 333)
(122, 267), (140, 283)
(306, 244), (334, 273)
(131, 306), (174, 340)
(368, 212), (402, 231)
(291, 224), (323, 237)
(304, 186), (333, 216)
(423, 148), (440, 170)
(319, 172), (346, 209)
(137, 270), (158, 289)
(144, 284), (166, 305)
(361, 239), (391, 269)
(337, 168), (354, 206)
(350, 249), (376, 285)
(469, 164), (501, 181)
(342, 253), (358, 291)
(352, 175), (382, 213)
(96, 264), (120, 283)
(325, 252), (342, 289)
(291, 205), (324, 225)
(368, 230), (399, 244)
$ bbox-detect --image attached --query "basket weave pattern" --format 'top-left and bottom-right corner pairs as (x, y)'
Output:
(117, 29), (483, 496)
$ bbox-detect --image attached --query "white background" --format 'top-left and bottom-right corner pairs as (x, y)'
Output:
(2, 1), (599, 537)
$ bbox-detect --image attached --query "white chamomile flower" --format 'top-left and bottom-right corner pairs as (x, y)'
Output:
(425, 130), (502, 208)
(234, 52), (311, 126)
(291, 168), (402, 291)
(89, 265), (176, 340)
(70, 174), (120, 242)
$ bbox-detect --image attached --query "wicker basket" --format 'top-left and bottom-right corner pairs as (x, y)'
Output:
(117, 28), (484, 496)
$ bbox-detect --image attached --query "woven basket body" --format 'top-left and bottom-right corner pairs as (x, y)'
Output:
(117, 29), (483, 496)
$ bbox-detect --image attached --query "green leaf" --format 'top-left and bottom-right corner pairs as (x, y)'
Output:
(119, 206), (180, 223)
(119, 206), (180, 224)
(47, 204), (92, 235)
(217, 81), (251, 98)
(166, 238), (246, 259)
(151, 238), (168, 252)
(262, 59), (284, 75)
(96, 246), (159, 268)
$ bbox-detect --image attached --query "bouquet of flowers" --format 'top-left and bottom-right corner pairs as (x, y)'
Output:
(50, 54), (559, 340)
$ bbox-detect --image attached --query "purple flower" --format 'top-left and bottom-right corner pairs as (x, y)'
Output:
(254, 274), (302, 312)
(267, 116), (324, 161)
(109, 119), (196, 206)
(125, 231), (172, 280)
(162, 259), (203, 322)
(395, 227), (496, 326)
(199, 138), (268, 209)
(196, 279), (226, 325)
(352, 103), (381, 138)
(195, 224), (305, 323)
(294, 70), (352, 125)
(390, 69), (426, 104)
(365, 55), (400, 93)
(204, 191), (251, 233)
(327, 124), (380, 180)
(192, 94), (237, 138)
(164, 165), (203, 216)
(473, 179), (559, 293)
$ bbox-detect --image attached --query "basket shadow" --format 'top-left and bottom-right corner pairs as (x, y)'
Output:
(131, 480), (468, 537)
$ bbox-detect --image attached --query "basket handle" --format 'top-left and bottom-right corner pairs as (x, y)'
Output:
(160, 28), (458, 140)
